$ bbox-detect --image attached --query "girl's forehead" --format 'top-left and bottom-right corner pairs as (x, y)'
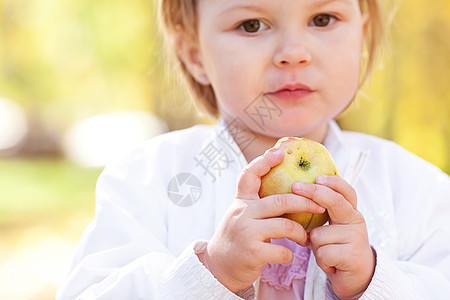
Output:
(199, 0), (356, 5)
(198, 0), (358, 11)
(196, 0), (362, 21)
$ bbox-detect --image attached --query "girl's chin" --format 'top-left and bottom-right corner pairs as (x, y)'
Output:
(258, 120), (328, 140)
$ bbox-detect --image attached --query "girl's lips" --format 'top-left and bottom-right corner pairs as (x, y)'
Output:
(267, 87), (314, 101)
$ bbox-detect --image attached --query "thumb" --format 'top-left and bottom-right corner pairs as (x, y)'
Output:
(236, 149), (284, 200)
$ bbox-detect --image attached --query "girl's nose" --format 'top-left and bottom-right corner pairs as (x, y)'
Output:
(273, 36), (312, 67)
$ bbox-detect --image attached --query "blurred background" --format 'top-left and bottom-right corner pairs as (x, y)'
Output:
(0, 0), (449, 299)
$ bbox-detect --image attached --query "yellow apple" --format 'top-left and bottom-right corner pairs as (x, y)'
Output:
(259, 137), (339, 233)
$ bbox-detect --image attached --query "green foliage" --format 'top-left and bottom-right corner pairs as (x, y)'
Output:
(0, 159), (102, 224)
(0, 0), (163, 128)
(339, 0), (450, 174)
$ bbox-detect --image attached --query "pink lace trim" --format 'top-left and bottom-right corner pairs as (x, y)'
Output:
(260, 238), (310, 291)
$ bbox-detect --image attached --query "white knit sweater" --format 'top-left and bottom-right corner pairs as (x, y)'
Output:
(57, 120), (450, 299)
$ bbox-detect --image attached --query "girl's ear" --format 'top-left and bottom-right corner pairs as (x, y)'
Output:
(175, 27), (210, 85)
(361, 12), (370, 51)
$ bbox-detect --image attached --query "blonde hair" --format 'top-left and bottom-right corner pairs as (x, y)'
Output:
(158, 0), (388, 120)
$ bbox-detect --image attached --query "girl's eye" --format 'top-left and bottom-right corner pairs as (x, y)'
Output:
(239, 20), (266, 33)
(310, 14), (337, 27)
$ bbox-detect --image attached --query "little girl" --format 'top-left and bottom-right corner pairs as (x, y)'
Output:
(57, 0), (450, 299)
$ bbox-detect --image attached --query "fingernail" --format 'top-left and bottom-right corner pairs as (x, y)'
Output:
(316, 176), (327, 185)
(272, 149), (284, 157)
(292, 181), (304, 191)
(265, 148), (280, 155)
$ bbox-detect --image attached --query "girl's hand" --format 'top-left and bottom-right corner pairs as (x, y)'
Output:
(292, 176), (376, 299)
(197, 149), (326, 293)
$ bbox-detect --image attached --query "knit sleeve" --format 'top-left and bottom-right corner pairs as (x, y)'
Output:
(359, 246), (450, 300)
(159, 240), (254, 300)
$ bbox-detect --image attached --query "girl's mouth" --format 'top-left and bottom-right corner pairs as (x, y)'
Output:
(267, 83), (314, 101)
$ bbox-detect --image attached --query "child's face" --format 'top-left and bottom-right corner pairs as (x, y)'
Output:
(194, 0), (367, 141)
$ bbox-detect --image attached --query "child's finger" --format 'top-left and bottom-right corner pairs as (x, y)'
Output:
(250, 193), (325, 219)
(255, 217), (309, 246)
(292, 182), (357, 224)
(314, 243), (344, 274)
(308, 224), (351, 252)
(258, 242), (295, 265)
(316, 176), (358, 209)
(236, 149), (284, 200)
